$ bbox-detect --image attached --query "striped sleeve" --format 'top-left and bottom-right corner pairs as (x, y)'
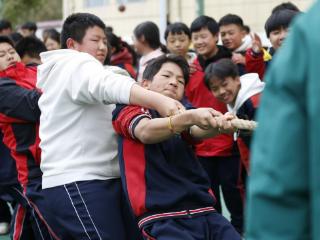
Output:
(112, 105), (151, 140)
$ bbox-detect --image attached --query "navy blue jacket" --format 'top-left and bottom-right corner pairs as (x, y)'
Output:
(0, 63), (41, 186)
(113, 104), (216, 228)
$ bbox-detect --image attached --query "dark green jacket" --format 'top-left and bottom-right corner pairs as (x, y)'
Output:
(246, 1), (320, 239)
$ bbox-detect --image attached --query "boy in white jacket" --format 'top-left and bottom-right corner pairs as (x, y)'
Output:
(204, 58), (265, 172)
(37, 13), (184, 240)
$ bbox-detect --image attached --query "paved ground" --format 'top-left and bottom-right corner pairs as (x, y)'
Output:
(2, 234), (10, 240)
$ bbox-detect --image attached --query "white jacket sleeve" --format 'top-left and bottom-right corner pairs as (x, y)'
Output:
(69, 59), (135, 105)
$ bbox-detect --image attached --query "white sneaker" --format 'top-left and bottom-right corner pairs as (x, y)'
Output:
(0, 222), (9, 235)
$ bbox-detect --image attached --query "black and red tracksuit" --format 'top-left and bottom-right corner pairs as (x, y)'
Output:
(0, 63), (41, 187)
(0, 62), (58, 240)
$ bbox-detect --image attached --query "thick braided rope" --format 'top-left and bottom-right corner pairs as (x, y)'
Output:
(230, 119), (257, 131)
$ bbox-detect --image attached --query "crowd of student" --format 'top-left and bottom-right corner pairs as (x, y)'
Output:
(0, 1), (302, 240)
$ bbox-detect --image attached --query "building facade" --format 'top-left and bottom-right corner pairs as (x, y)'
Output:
(63, 0), (313, 42)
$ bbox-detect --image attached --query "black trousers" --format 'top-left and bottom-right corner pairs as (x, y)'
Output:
(198, 155), (245, 235)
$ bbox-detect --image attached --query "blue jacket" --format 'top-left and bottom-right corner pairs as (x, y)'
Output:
(113, 104), (216, 228)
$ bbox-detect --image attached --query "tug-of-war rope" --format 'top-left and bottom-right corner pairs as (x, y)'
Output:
(230, 119), (258, 131)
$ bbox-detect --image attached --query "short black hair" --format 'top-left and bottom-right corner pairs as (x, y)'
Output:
(61, 13), (106, 49)
(105, 32), (137, 66)
(105, 26), (113, 33)
(243, 25), (251, 34)
(204, 58), (239, 89)
(272, 2), (301, 13)
(9, 32), (23, 45)
(43, 28), (60, 44)
(164, 22), (191, 40)
(134, 21), (161, 50)
(0, 19), (12, 31)
(15, 36), (47, 59)
(0, 35), (15, 47)
(219, 14), (244, 28)
(21, 21), (37, 31)
(190, 15), (219, 35)
(143, 54), (190, 85)
(265, 9), (299, 37)
(106, 31), (122, 53)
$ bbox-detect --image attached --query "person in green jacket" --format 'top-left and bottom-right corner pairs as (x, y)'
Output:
(246, 1), (320, 239)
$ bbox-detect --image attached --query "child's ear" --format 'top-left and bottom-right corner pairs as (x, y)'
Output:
(141, 79), (151, 89)
(66, 38), (77, 50)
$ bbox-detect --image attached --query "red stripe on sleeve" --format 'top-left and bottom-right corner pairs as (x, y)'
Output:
(113, 105), (150, 139)
(0, 113), (28, 124)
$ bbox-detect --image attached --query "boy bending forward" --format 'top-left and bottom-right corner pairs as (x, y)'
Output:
(113, 54), (241, 240)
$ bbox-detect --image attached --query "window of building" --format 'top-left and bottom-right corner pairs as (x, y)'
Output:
(84, 0), (110, 8)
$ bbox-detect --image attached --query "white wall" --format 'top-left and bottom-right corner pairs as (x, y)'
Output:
(63, 0), (314, 41)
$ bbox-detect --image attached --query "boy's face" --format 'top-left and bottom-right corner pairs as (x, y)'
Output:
(269, 26), (288, 51)
(143, 62), (185, 101)
(166, 32), (191, 57)
(191, 27), (218, 59)
(220, 24), (245, 51)
(70, 26), (108, 64)
(208, 76), (240, 105)
(0, 28), (12, 35)
(0, 42), (21, 71)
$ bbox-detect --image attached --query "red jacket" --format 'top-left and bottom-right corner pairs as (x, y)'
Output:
(0, 63), (41, 186)
(245, 48), (272, 80)
(185, 58), (234, 157)
(111, 47), (137, 78)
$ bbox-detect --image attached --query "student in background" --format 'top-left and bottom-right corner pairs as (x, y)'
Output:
(187, 15), (244, 235)
(0, 19), (12, 35)
(205, 59), (264, 172)
(19, 22), (37, 37)
(15, 36), (47, 65)
(164, 22), (197, 64)
(0, 35), (58, 239)
(42, 28), (61, 51)
(271, 1), (300, 13)
(133, 21), (166, 81)
(106, 31), (137, 78)
(219, 14), (250, 75)
(245, 9), (299, 79)
(8, 32), (23, 45)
